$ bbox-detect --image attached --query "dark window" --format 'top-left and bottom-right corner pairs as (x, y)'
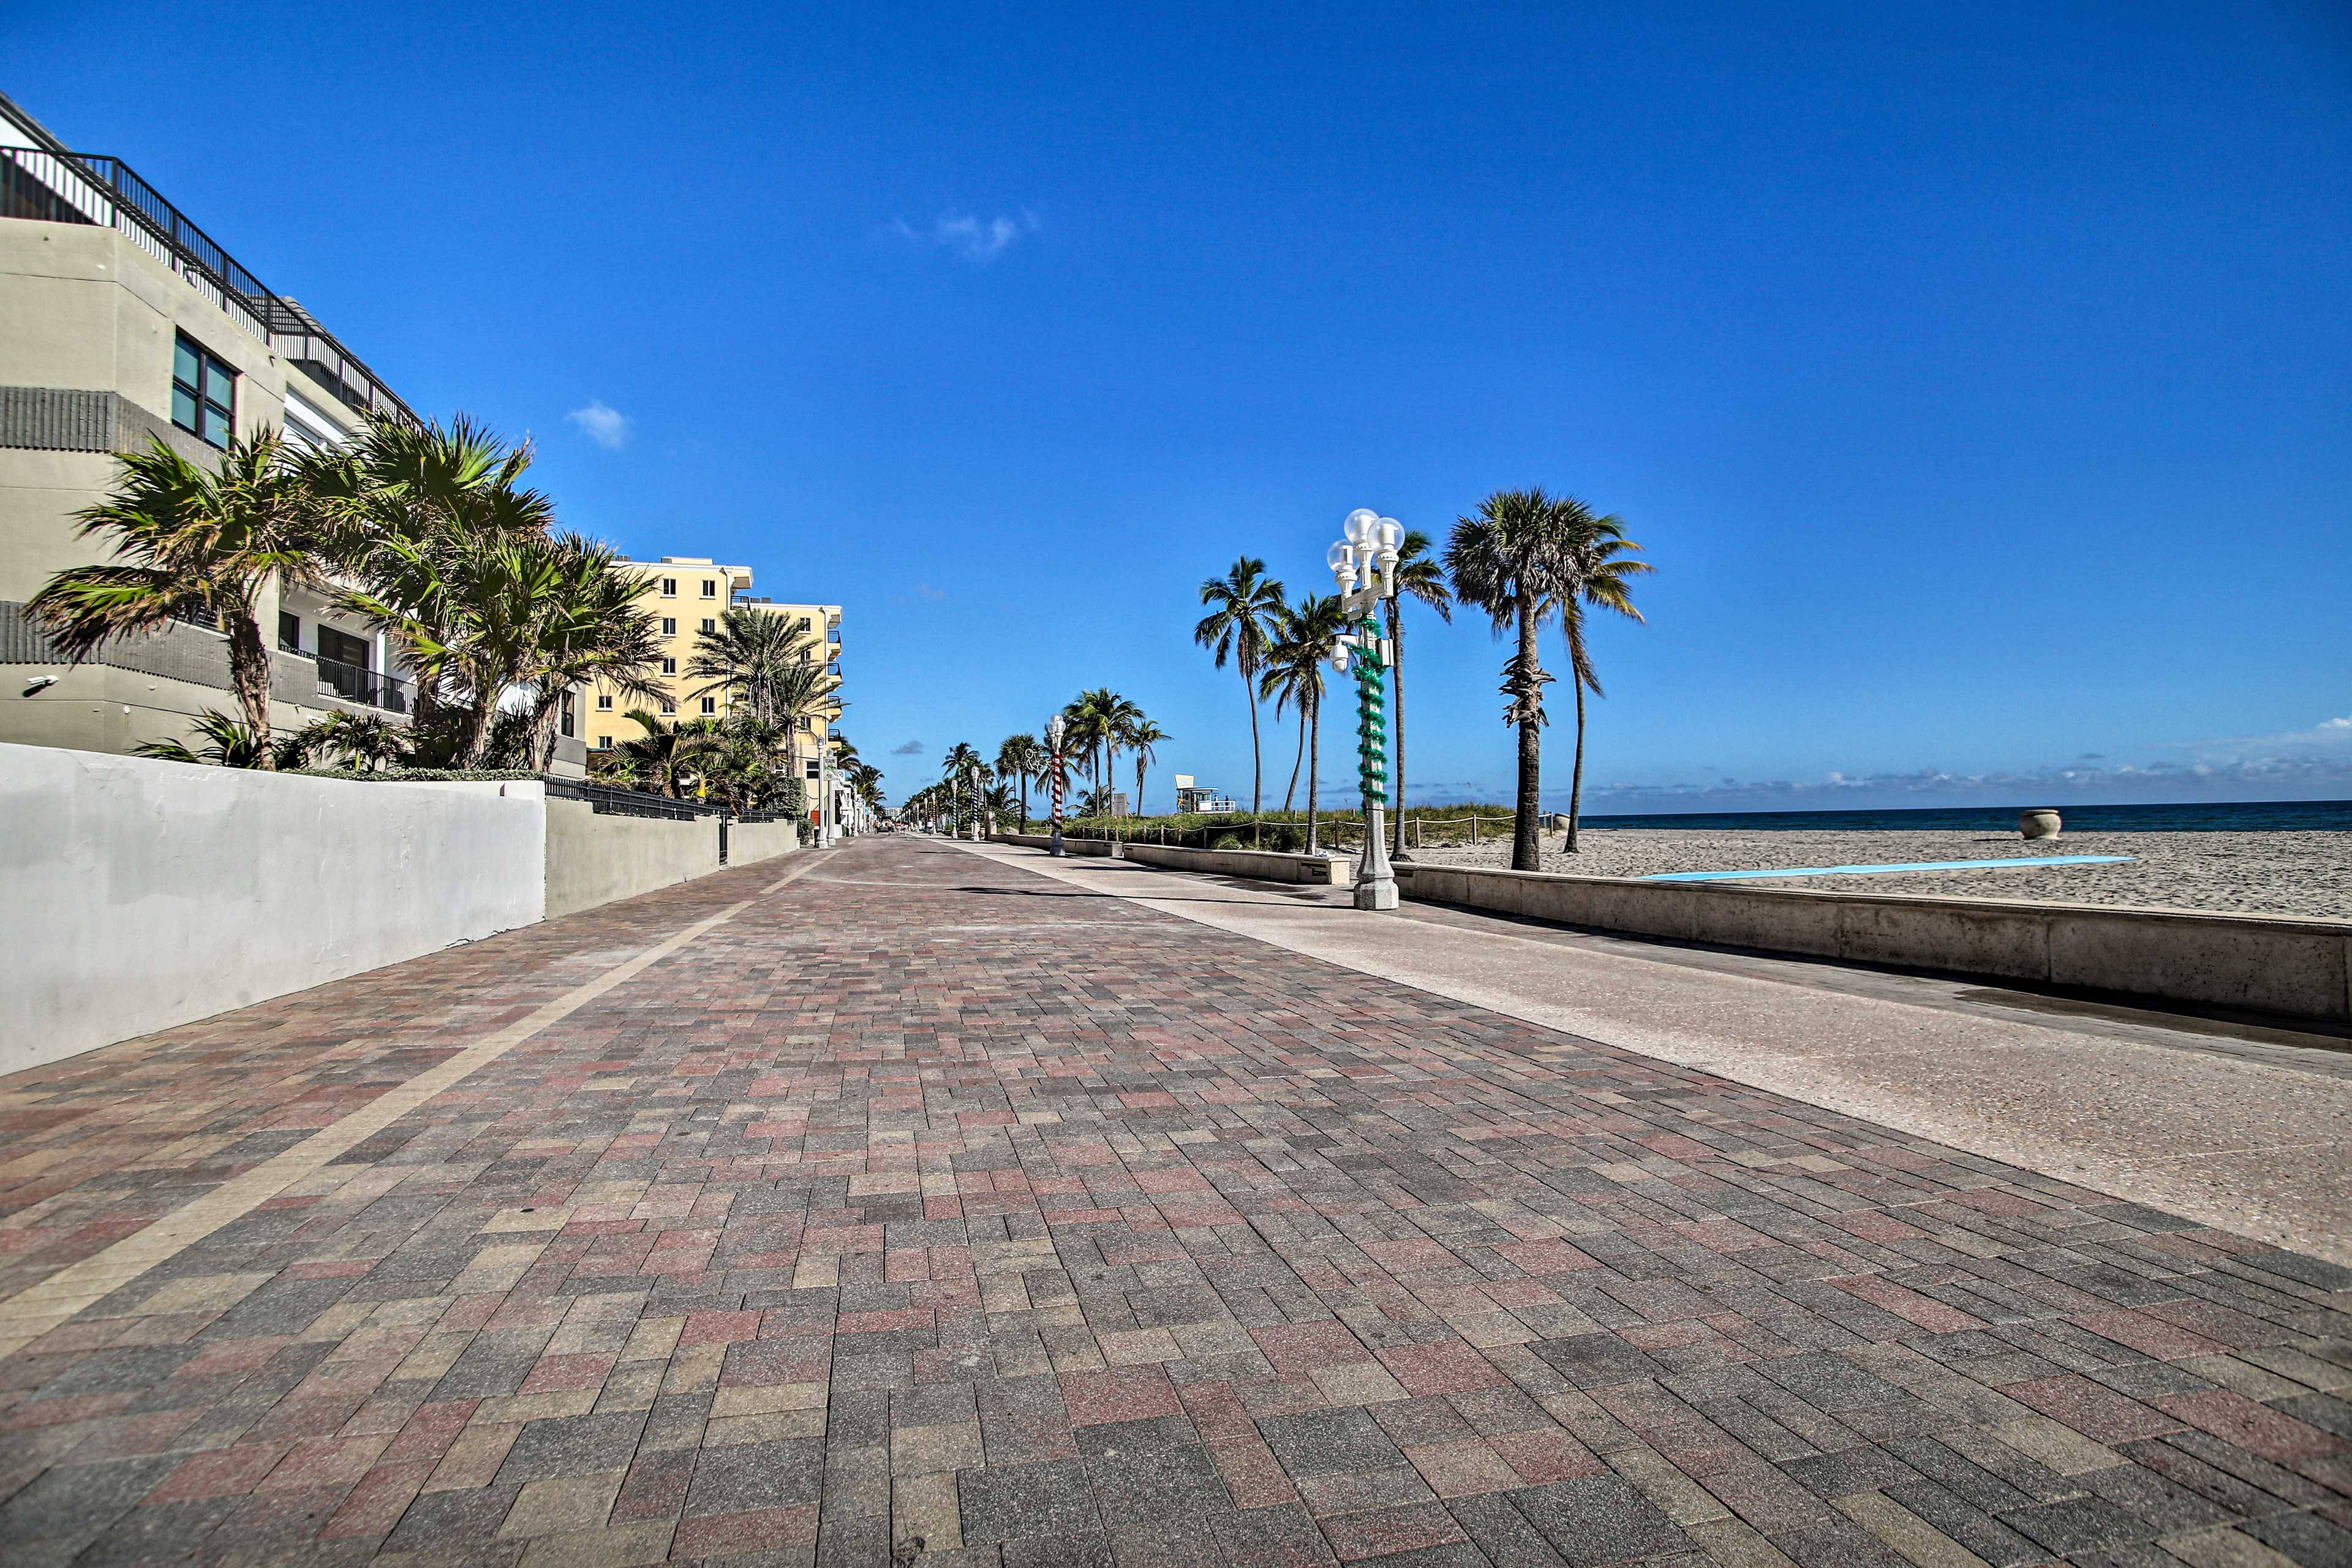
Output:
(797, 617), (812, 632)
(699, 618), (716, 635)
(317, 625), (370, 668)
(702, 579), (717, 598)
(594, 734), (611, 751)
(597, 693), (612, 710)
(660, 656), (676, 675)
(804, 759), (821, 780)
(560, 693), (575, 737)
(660, 577), (677, 596)
(172, 334), (236, 447)
(700, 696), (716, 715)
(661, 617), (676, 636)
(277, 611), (301, 652)
(660, 698), (676, 714)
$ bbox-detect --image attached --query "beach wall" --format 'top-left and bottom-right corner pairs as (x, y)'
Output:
(1394, 863), (2351, 1024)
(1120, 842), (1352, 886)
(989, 832), (1118, 857)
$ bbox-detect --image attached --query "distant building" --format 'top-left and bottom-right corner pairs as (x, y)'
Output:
(1173, 774), (1237, 814)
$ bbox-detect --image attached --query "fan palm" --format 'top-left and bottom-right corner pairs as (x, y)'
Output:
(617, 708), (719, 799)
(31, 430), (330, 765)
(685, 608), (819, 726)
(1384, 530), (1453, 859)
(1194, 558), (1287, 818)
(134, 709), (286, 770)
(1548, 500), (1654, 851)
(295, 709), (407, 772)
(1446, 489), (1566, 872)
(997, 733), (1046, 831)
(1260, 594), (1349, 851)
(1128, 718), (1168, 818)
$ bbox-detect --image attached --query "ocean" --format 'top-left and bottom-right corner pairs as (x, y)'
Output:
(1577, 799), (2352, 834)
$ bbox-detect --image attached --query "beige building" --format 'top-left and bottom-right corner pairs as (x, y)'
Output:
(0, 94), (599, 766)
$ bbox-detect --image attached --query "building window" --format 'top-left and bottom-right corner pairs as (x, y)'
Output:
(661, 617), (676, 636)
(318, 625), (370, 670)
(700, 696), (717, 715)
(597, 693), (612, 710)
(805, 759), (821, 780)
(172, 334), (236, 448)
(701, 579), (717, 598)
(594, 735), (612, 751)
(660, 698), (676, 715)
(660, 578), (677, 597)
(699, 617), (716, 635)
(277, 611), (301, 653)
(560, 693), (575, 738)
(797, 715), (812, 732)
(797, 617), (812, 632)
(660, 656), (676, 675)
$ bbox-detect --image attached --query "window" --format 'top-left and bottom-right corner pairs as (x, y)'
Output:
(797, 617), (812, 633)
(660, 656), (676, 675)
(172, 334), (235, 447)
(277, 611), (301, 653)
(318, 625), (370, 669)
(700, 696), (717, 715)
(594, 735), (612, 751)
(660, 698), (676, 715)
(661, 617), (677, 636)
(805, 759), (821, 780)
(560, 693), (575, 738)
(597, 693), (612, 710)
(699, 617), (716, 635)
(701, 579), (717, 598)
(797, 715), (812, 732)
(660, 578), (677, 597)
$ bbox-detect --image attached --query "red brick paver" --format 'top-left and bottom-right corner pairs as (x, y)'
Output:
(0, 838), (2346, 1566)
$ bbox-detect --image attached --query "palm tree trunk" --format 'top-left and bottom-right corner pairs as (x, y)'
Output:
(1305, 693), (1321, 853)
(1244, 666), (1262, 818)
(1019, 776), (1030, 834)
(1283, 714), (1303, 811)
(1135, 756), (1145, 818)
(1387, 600), (1407, 859)
(1569, 676), (1588, 853)
(225, 611), (276, 767)
(1512, 595), (1542, 873)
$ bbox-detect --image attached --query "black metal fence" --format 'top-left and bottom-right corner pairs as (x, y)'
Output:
(545, 775), (707, 821)
(315, 655), (414, 715)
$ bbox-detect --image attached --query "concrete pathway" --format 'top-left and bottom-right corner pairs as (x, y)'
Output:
(0, 837), (2343, 1567)
(959, 842), (2352, 1267)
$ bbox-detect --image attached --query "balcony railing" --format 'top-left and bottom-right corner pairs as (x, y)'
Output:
(315, 655), (413, 715)
(1, 143), (416, 426)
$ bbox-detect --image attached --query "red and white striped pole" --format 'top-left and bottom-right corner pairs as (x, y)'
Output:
(1048, 713), (1068, 857)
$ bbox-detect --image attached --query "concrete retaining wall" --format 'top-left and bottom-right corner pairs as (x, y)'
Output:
(1120, 842), (1352, 886)
(0, 743), (547, 1076)
(990, 833), (1119, 857)
(730, 820), (802, 869)
(543, 800), (722, 920)
(1394, 863), (2352, 1024)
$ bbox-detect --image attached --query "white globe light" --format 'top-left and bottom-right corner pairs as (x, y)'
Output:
(1376, 519), (1401, 552)
(1326, 541), (1353, 573)
(1345, 508), (1378, 545)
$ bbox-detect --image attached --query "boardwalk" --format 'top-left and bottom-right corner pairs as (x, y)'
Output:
(0, 837), (2345, 1567)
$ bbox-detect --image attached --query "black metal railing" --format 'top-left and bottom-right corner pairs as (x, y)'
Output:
(315, 655), (413, 715)
(1, 144), (417, 426)
(545, 775), (709, 821)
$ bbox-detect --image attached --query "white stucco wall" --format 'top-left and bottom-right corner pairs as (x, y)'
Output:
(0, 744), (548, 1074)
(543, 799), (722, 920)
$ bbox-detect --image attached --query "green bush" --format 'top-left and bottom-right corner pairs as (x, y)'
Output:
(296, 767), (541, 782)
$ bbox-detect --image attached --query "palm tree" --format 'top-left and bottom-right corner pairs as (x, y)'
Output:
(1384, 530), (1453, 859)
(1061, 690), (1118, 812)
(685, 608), (818, 726)
(134, 709), (287, 769)
(295, 709), (407, 772)
(1260, 594), (1349, 851)
(1447, 489), (1567, 872)
(30, 431), (328, 765)
(1548, 500), (1655, 852)
(1194, 559), (1286, 818)
(997, 733), (1046, 831)
(516, 537), (666, 770)
(941, 742), (987, 835)
(770, 660), (842, 782)
(1102, 693), (1144, 813)
(616, 708), (718, 799)
(1129, 719), (1168, 818)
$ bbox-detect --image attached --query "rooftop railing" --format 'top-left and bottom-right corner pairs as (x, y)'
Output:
(1, 143), (417, 426)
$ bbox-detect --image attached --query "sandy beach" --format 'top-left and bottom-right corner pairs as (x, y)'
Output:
(1400, 827), (2352, 919)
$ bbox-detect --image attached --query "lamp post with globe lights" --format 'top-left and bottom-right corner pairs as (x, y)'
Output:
(1047, 713), (1069, 857)
(1325, 508), (1403, 911)
(966, 762), (983, 842)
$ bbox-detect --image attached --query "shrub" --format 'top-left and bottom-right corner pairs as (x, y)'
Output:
(296, 767), (541, 782)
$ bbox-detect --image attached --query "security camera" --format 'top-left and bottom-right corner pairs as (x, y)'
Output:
(23, 674), (58, 695)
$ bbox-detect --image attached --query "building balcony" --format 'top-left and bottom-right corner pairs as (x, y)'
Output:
(314, 655), (414, 715)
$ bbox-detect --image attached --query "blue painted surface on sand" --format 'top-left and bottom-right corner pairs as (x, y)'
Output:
(1642, 856), (2135, 883)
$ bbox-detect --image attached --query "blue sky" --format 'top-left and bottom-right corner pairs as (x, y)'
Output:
(15, 2), (2350, 812)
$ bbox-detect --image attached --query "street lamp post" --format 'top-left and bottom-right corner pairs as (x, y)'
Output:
(966, 763), (982, 842)
(1327, 508), (1403, 911)
(1047, 713), (1068, 856)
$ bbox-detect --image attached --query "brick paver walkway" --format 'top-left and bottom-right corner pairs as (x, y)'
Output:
(1, 838), (2347, 1568)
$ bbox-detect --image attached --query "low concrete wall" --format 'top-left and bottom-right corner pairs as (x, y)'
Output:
(729, 820), (802, 869)
(1120, 842), (1352, 886)
(0, 743), (546, 1075)
(544, 800), (723, 920)
(1394, 863), (2352, 1024)
(990, 832), (1118, 857)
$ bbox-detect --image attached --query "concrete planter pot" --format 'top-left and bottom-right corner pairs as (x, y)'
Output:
(2018, 808), (2062, 841)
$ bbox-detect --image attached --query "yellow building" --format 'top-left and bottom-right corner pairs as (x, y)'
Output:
(582, 556), (752, 749)
(733, 596), (844, 800)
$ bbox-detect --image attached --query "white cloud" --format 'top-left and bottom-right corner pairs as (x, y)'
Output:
(892, 208), (1038, 263)
(565, 401), (630, 450)
(891, 740), (925, 756)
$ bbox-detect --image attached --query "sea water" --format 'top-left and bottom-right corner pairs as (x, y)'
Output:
(1578, 800), (2352, 834)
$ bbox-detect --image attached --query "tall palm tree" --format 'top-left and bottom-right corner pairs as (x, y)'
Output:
(941, 742), (987, 835)
(1128, 718), (1168, 818)
(1102, 694), (1144, 813)
(1446, 489), (1567, 872)
(1547, 500), (1654, 852)
(1194, 558), (1287, 819)
(516, 537), (665, 770)
(1384, 529), (1453, 859)
(685, 607), (818, 726)
(769, 660), (842, 781)
(997, 733), (1046, 831)
(1260, 594), (1349, 851)
(1061, 689), (1121, 812)
(30, 430), (328, 764)
(615, 708), (718, 799)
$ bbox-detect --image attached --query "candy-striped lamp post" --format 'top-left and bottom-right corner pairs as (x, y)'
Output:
(1326, 509), (1403, 911)
(1047, 712), (1068, 858)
